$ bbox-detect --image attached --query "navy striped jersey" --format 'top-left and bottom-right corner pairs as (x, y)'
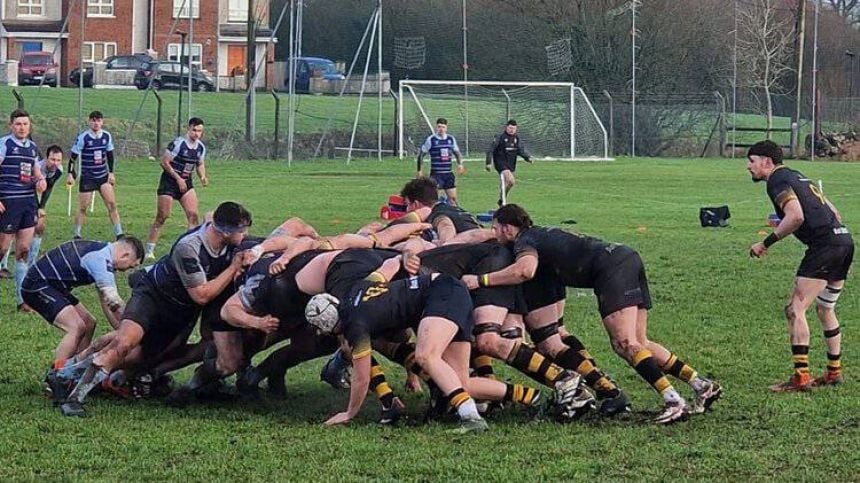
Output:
(70, 129), (114, 179)
(166, 136), (206, 180)
(0, 135), (39, 200)
(420, 134), (460, 174)
(146, 223), (238, 307)
(28, 240), (116, 290)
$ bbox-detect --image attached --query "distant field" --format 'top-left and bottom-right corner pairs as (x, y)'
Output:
(0, 156), (857, 480)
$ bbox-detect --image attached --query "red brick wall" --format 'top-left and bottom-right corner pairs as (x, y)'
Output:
(64, 0), (135, 84)
(152, 0), (219, 74)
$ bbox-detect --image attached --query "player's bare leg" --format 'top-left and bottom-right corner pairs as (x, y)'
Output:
(178, 189), (200, 228)
(99, 182), (123, 238)
(146, 195), (174, 259)
(813, 280), (845, 386)
(772, 277), (827, 392)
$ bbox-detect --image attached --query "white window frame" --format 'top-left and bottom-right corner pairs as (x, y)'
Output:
(83, 42), (117, 63)
(228, 0), (248, 23)
(16, 0), (44, 17)
(173, 0), (200, 18)
(87, 0), (114, 17)
(167, 43), (203, 69)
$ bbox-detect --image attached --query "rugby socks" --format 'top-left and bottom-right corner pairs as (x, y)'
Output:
(14, 260), (27, 305)
(145, 242), (156, 258)
(28, 236), (42, 265)
(113, 223), (124, 238)
(631, 349), (681, 404)
(73, 224), (82, 238)
(823, 327), (842, 377)
(507, 342), (566, 386)
(555, 346), (620, 399)
(792, 345), (810, 379)
(503, 383), (541, 407)
(448, 387), (480, 419)
(0, 243), (11, 270)
(471, 354), (496, 380)
(369, 357), (395, 408)
(661, 353), (707, 391)
(562, 332), (597, 366)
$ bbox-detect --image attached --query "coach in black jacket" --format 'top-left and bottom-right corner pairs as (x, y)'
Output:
(485, 120), (532, 206)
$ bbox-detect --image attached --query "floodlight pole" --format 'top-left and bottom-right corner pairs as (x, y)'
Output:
(462, 0), (469, 157)
(188, 0), (193, 118)
(811, 0), (820, 160)
(177, 30), (187, 136)
(78, 0), (85, 131)
(246, 0), (257, 142)
(377, 0), (383, 162)
(631, 0), (639, 157)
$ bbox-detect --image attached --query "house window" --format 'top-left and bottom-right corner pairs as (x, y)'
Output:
(228, 0), (248, 22)
(83, 42), (117, 63)
(173, 0), (200, 18)
(87, 0), (114, 17)
(168, 43), (202, 69)
(17, 0), (44, 16)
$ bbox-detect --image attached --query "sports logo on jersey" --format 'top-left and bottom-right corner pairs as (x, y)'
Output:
(181, 257), (202, 274)
(408, 276), (419, 289)
(105, 259), (115, 273)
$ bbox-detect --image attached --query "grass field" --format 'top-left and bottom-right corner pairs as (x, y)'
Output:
(1, 156), (859, 480)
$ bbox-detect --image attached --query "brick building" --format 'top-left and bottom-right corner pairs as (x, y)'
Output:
(1, 0), (275, 88)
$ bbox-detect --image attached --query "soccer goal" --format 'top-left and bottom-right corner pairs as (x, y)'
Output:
(398, 80), (611, 161)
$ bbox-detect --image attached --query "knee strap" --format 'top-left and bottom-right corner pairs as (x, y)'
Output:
(473, 323), (502, 336)
(816, 285), (843, 310)
(500, 327), (523, 339)
(529, 322), (560, 344)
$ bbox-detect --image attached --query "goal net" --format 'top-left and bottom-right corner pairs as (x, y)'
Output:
(398, 81), (610, 160)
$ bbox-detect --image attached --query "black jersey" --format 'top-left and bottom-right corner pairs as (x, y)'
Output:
(238, 248), (328, 318)
(486, 132), (531, 166)
(426, 202), (482, 233)
(766, 166), (852, 247)
(419, 242), (512, 277)
(340, 275), (434, 358)
(512, 226), (616, 288)
(324, 248), (401, 301)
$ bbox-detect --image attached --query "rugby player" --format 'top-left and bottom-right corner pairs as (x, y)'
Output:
(485, 120), (532, 206)
(747, 140), (853, 390)
(24, 236), (143, 386)
(145, 117), (209, 259)
(396, 177), (490, 245)
(0, 145), (63, 282)
(416, 118), (464, 205)
(55, 201), (253, 416)
(67, 111), (123, 239)
(417, 242), (628, 416)
(0, 109), (47, 311)
(463, 204), (722, 424)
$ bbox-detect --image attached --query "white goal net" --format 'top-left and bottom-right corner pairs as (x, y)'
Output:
(398, 80), (610, 160)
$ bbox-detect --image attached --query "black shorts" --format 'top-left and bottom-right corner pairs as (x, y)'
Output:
(797, 243), (855, 282)
(421, 275), (474, 342)
(79, 174), (108, 193)
(430, 172), (456, 190)
(21, 279), (79, 324)
(157, 173), (194, 200)
(203, 286), (240, 333)
(122, 281), (200, 341)
(592, 247), (653, 318)
(0, 197), (37, 233)
(493, 158), (516, 173)
(522, 266), (567, 313)
(140, 318), (197, 361)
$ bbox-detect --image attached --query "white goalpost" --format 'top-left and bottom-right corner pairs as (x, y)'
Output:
(398, 80), (611, 161)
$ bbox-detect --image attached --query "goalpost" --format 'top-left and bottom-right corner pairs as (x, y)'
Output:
(398, 80), (611, 161)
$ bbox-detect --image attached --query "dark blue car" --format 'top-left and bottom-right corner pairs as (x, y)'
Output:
(287, 57), (344, 92)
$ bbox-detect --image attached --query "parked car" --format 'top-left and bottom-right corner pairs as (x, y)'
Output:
(19, 51), (58, 87)
(134, 61), (215, 91)
(286, 56), (345, 92)
(69, 53), (152, 87)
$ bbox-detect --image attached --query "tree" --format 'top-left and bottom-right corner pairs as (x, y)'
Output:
(827, 0), (860, 24)
(737, 0), (796, 136)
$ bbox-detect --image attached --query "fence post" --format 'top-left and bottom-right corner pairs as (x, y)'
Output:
(602, 90), (613, 156)
(12, 89), (24, 109)
(790, 122), (798, 158)
(271, 89), (280, 159)
(153, 89), (163, 157)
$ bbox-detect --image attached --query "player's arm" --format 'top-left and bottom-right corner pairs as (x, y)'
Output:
(417, 136), (431, 176)
(326, 335), (372, 425)
(220, 292), (279, 333)
(452, 137), (464, 173)
(463, 252), (537, 290)
(178, 244), (246, 305)
(82, 252), (125, 328)
(106, 134), (116, 182)
(196, 158), (208, 186)
(38, 181), (55, 209)
(385, 207), (430, 227)
(67, 136), (81, 183)
(370, 254), (403, 282)
(31, 161), (47, 193)
(433, 216), (457, 243)
(485, 135), (500, 169)
(444, 227), (495, 245)
(160, 147), (183, 182)
(270, 217), (319, 239)
(517, 139), (532, 162)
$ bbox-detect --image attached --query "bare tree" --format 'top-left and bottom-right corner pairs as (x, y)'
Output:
(737, 0), (796, 137)
(827, 0), (860, 24)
